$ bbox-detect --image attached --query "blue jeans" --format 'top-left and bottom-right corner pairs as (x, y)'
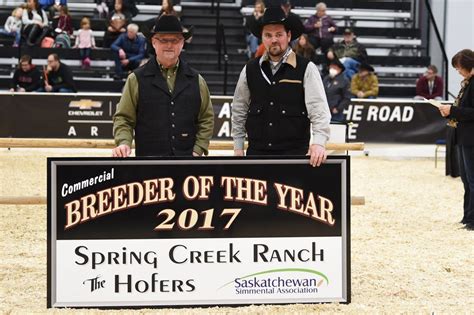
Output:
(458, 145), (474, 224)
(113, 52), (140, 76)
(246, 34), (259, 57)
(0, 28), (21, 45)
(80, 48), (91, 60)
(342, 57), (360, 80)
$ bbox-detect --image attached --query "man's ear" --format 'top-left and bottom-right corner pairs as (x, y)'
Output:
(288, 30), (292, 43)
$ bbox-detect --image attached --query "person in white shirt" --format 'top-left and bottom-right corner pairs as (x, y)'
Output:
(0, 8), (23, 47)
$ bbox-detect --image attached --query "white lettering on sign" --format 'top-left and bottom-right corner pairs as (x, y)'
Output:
(217, 121), (230, 137)
(365, 105), (414, 122)
(91, 126), (98, 137)
(68, 126), (77, 136)
(347, 123), (358, 140)
(218, 102), (231, 119)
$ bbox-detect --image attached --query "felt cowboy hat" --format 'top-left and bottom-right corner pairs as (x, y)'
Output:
(149, 15), (193, 40)
(329, 58), (346, 72)
(359, 63), (375, 72)
(250, 6), (304, 39)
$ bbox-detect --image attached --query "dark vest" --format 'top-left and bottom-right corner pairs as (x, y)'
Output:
(134, 58), (201, 156)
(245, 55), (310, 151)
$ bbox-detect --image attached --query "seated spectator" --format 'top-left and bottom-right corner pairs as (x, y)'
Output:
(327, 28), (368, 79)
(22, 0), (50, 47)
(244, 0), (264, 59)
(39, 0), (67, 20)
(351, 63), (379, 99)
(74, 17), (96, 69)
(303, 2), (336, 54)
(111, 23), (146, 79)
(323, 59), (351, 121)
(39, 53), (76, 92)
(0, 7), (23, 47)
(9, 55), (41, 92)
(159, 0), (179, 17)
(54, 5), (73, 36)
(103, 1), (130, 48)
(293, 34), (316, 62)
(415, 65), (444, 100)
(281, 0), (300, 20)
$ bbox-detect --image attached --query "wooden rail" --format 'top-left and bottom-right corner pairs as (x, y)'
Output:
(0, 138), (364, 151)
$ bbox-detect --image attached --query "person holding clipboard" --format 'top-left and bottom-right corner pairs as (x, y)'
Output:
(429, 49), (474, 230)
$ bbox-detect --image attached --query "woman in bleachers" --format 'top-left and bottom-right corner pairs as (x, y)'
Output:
(102, 1), (130, 48)
(0, 7), (23, 47)
(244, 0), (264, 59)
(303, 2), (336, 55)
(22, 0), (50, 46)
(159, 0), (178, 17)
(293, 34), (316, 63)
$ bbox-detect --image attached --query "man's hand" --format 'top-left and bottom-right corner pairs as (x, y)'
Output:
(45, 84), (53, 92)
(118, 49), (126, 59)
(307, 144), (327, 167)
(234, 149), (244, 156)
(357, 91), (365, 98)
(112, 144), (131, 158)
(192, 151), (201, 157)
(314, 21), (322, 28)
(9, 88), (15, 92)
(332, 107), (339, 114)
(327, 51), (334, 60)
(438, 104), (451, 117)
(328, 26), (336, 32)
(120, 59), (129, 66)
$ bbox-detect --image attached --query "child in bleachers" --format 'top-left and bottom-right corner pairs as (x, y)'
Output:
(55, 5), (73, 36)
(74, 17), (96, 69)
(0, 7), (23, 47)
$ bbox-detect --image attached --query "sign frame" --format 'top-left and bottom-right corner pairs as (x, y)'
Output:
(47, 156), (351, 308)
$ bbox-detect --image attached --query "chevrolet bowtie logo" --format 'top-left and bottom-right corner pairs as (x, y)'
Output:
(69, 99), (103, 110)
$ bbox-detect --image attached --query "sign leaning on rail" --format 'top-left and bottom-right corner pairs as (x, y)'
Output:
(47, 156), (350, 308)
(0, 92), (447, 143)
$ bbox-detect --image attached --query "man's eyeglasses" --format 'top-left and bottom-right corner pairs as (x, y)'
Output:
(154, 37), (183, 44)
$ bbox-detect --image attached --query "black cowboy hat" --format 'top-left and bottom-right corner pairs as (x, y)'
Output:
(329, 58), (345, 72)
(150, 15), (193, 40)
(359, 63), (375, 72)
(250, 6), (304, 39)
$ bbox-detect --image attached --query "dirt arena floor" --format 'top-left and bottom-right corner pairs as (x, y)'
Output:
(0, 148), (472, 314)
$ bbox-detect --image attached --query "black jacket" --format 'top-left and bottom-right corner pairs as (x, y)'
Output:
(322, 72), (351, 112)
(46, 62), (77, 92)
(451, 76), (474, 146)
(133, 57), (201, 156)
(10, 65), (41, 91)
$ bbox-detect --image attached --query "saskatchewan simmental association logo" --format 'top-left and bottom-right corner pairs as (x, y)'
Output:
(219, 268), (328, 295)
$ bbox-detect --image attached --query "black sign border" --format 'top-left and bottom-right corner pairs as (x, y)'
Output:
(47, 156), (351, 308)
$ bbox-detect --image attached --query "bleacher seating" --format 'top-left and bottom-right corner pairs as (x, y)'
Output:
(0, 0), (428, 98)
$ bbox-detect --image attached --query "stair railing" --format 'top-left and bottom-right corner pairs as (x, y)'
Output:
(216, 23), (229, 95)
(424, 0), (453, 99)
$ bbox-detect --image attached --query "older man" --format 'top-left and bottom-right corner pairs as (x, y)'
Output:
(232, 7), (331, 167)
(110, 23), (146, 79)
(112, 15), (214, 157)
